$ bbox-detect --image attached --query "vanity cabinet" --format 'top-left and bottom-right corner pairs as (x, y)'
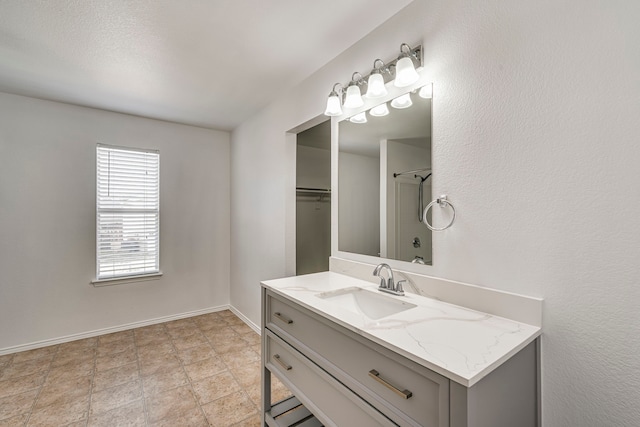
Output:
(261, 287), (539, 427)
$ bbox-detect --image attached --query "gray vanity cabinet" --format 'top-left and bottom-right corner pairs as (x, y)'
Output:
(261, 288), (539, 427)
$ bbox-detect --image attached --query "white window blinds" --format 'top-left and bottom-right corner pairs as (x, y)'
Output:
(96, 144), (160, 280)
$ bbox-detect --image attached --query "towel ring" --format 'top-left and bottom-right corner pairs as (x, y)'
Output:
(423, 195), (456, 231)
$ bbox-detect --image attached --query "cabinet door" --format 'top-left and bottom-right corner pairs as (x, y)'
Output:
(265, 331), (397, 427)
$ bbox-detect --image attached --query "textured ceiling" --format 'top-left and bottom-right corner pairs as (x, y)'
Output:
(0, 0), (413, 131)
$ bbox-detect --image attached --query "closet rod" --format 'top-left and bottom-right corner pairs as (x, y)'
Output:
(393, 168), (431, 178)
(296, 187), (331, 194)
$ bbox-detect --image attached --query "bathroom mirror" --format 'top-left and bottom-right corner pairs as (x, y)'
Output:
(338, 86), (432, 265)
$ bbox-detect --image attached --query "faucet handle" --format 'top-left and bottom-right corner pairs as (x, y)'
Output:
(396, 280), (406, 293)
(378, 277), (387, 289)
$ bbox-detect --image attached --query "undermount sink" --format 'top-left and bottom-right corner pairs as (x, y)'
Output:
(315, 287), (417, 320)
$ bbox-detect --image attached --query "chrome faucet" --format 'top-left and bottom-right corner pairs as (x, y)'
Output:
(373, 263), (405, 296)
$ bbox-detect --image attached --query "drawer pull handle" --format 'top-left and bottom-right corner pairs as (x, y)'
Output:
(273, 354), (292, 371)
(274, 312), (293, 324)
(368, 369), (413, 399)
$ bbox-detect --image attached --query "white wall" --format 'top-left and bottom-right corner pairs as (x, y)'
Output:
(0, 92), (230, 351)
(231, 1), (640, 425)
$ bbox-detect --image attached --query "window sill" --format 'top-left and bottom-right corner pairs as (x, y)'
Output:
(91, 272), (163, 287)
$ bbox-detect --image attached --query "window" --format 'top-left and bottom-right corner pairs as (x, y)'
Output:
(96, 144), (160, 281)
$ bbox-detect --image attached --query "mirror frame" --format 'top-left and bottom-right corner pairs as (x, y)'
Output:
(331, 71), (435, 274)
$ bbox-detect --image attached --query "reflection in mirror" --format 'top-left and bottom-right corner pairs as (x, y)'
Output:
(338, 86), (432, 265)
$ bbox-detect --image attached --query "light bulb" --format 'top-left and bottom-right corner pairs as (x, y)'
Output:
(418, 85), (432, 99)
(349, 112), (367, 124)
(394, 56), (419, 87)
(369, 103), (389, 117)
(344, 84), (364, 108)
(391, 93), (412, 109)
(324, 92), (342, 116)
(365, 73), (387, 98)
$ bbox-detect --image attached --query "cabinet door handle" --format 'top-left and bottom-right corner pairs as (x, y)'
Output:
(273, 354), (292, 371)
(368, 369), (413, 399)
(274, 312), (293, 324)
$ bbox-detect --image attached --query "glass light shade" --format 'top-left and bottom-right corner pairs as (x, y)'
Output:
(365, 73), (387, 98)
(324, 93), (342, 116)
(394, 56), (419, 87)
(344, 84), (364, 108)
(391, 93), (413, 109)
(369, 102), (389, 117)
(419, 85), (433, 99)
(349, 112), (367, 124)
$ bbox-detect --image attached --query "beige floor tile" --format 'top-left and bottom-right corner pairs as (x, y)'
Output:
(271, 376), (292, 403)
(147, 407), (208, 427)
(93, 362), (139, 392)
(57, 337), (98, 353)
(228, 361), (261, 387)
(139, 353), (181, 378)
(240, 333), (261, 347)
(133, 323), (165, 335)
(96, 340), (135, 357)
(35, 374), (92, 409)
(192, 371), (241, 405)
(0, 354), (13, 368)
(145, 385), (198, 423)
(141, 366), (189, 396)
(219, 348), (260, 371)
(176, 343), (217, 365)
(184, 357), (227, 382)
(27, 395), (89, 427)
(222, 316), (247, 327)
(97, 330), (134, 345)
(0, 357), (52, 381)
(90, 380), (142, 416)
(52, 347), (96, 368)
(201, 391), (257, 427)
(45, 358), (94, 384)
(0, 372), (46, 399)
(244, 381), (262, 407)
(231, 413), (262, 427)
(11, 347), (57, 364)
(172, 333), (209, 351)
(203, 328), (238, 343)
(217, 310), (236, 319)
(0, 413), (28, 427)
(87, 399), (145, 427)
(135, 331), (171, 348)
(95, 349), (137, 373)
(211, 336), (250, 355)
(137, 341), (175, 360)
(0, 312), (266, 426)
(0, 389), (39, 421)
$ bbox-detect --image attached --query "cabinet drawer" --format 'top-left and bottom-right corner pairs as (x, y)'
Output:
(265, 331), (396, 427)
(266, 291), (449, 427)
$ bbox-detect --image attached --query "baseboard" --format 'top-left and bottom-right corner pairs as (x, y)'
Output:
(229, 305), (261, 335)
(0, 305), (230, 356)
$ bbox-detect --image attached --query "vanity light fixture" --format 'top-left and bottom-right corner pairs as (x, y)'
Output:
(365, 59), (388, 99)
(394, 43), (420, 87)
(391, 93), (413, 109)
(324, 83), (343, 116)
(343, 72), (365, 109)
(369, 102), (389, 117)
(349, 112), (368, 123)
(418, 84), (433, 99)
(323, 42), (423, 116)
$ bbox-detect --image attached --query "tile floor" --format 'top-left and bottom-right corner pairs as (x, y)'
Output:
(0, 310), (292, 427)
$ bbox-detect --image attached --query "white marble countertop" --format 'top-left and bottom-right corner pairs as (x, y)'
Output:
(262, 271), (541, 387)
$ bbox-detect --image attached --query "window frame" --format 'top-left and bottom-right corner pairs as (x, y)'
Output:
(93, 143), (161, 284)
